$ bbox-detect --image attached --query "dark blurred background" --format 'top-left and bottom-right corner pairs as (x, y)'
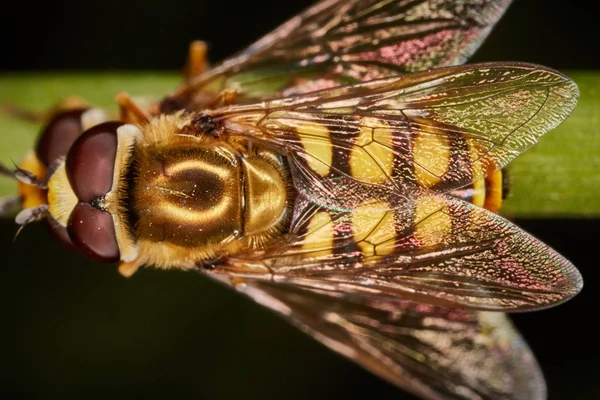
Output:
(1, 0), (599, 399)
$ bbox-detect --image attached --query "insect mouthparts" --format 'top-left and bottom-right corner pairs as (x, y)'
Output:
(15, 204), (49, 226)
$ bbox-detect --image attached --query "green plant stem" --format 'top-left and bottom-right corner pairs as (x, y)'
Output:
(0, 71), (598, 217)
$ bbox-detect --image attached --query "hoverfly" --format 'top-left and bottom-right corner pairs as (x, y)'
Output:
(0, 0), (583, 399)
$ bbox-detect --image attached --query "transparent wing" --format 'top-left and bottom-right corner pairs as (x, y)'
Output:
(211, 192), (582, 311)
(167, 0), (513, 105)
(209, 278), (546, 400)
(211, 62), (578, 210)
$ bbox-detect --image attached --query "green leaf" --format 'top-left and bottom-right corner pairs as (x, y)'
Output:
(0, 72), (597, 217)
(500, 72), (600, 217)
(0, 73), (179, 197)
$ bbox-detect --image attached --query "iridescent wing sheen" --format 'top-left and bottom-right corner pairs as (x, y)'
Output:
(211, 193), (582, 311)
(207, 279), (546, 400)
(212, 62), (579, 210)
(168, 0), (513, 104)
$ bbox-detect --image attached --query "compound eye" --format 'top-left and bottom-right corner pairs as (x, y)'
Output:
(67, 202), (120, 262)
(36, 108), (89, 168)
(66, 121), (123, 202)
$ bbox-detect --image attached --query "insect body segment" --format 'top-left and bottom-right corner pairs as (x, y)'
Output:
(18, 108), (90, 214)
(457, 169), (505, 212)
(46, 121), (137, 262)
(6, 107), (113, 248)
(8, 62), (581, 306)
(1, 1), (585, 399)
(125, 114), (291, 274)
(212, 63), (577, 214)
(4, 50), (581, 400)
(234, 191), (580, 311)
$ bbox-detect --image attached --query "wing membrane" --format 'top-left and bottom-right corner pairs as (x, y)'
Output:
(215, 63), (578, 210)
(170, 0), (513, 104)
(211, 279), (546, 400)
(211, 192), (582, 311)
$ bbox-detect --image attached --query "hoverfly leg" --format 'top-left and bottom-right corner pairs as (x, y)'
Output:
(50, 96), (91, 116)
(115, 92), (151, 124)
(220, 88), (238, 106)
(1, 95), (89, 124)
(118, 258), (143, 278)
(1, 104), (42, 123)
(52, 96), (90, 112)
(184, 40), (208, 81)
(204, 87), (239, 109)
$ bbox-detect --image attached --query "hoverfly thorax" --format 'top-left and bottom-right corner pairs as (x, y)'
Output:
(123, 113), (291, 274)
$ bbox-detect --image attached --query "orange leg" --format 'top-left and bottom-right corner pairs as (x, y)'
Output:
(184, 40), (208, 81)
(220, 88), (238, 106)
(205, 88), (239, 109)
(115, 92), (151, 124)
(1, 95), (90, 124)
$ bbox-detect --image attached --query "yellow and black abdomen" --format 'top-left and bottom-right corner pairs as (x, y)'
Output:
(449, 170), (506, 213)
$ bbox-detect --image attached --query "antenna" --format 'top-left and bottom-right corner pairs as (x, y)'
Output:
(13, 165), (48, 189)
(13, 204), (50, 240)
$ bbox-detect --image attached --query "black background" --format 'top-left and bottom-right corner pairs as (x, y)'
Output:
(2, 0), (600, 71)
(1, 0), (599, 399)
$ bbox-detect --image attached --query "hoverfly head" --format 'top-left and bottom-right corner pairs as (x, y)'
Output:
(2, 108), (142, 266)
(1, 108), (93, 239)
(43, 121), (141, 264)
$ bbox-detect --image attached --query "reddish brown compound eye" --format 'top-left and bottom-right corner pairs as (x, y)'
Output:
(67, 202), (120, 262)
(36, 108), (89, 168)
(66, 121), (123, 202)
